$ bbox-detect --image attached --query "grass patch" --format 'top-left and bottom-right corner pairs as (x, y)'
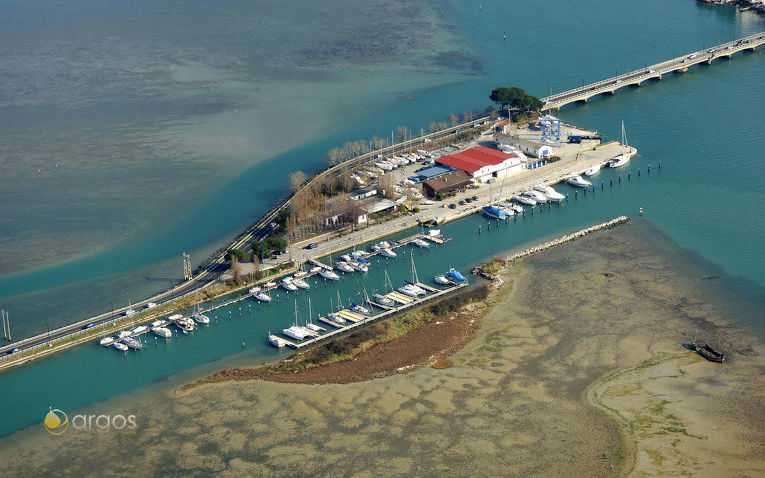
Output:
(264, 284), (491, 373)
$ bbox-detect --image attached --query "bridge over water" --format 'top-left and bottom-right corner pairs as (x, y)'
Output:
(542, 31), (764, 111)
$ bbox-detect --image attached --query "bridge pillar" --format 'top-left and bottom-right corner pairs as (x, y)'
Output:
(577, 98), (588, 104)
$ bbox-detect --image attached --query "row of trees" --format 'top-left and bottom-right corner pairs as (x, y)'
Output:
(489, 87), (543, 114)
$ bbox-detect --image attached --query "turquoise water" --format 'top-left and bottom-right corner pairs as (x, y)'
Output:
(0, 0), (763, 439)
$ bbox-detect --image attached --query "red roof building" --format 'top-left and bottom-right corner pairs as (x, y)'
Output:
(436, 146), (522, 182)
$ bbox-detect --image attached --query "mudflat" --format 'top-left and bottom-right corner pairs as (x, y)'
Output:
(2, 224), (762, 477)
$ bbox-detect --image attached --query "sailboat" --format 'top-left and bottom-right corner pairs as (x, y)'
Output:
(327, 295), (346, 324)
(282, 300), (311, 341)
(398, 251), (426, 297)
(608, 120), (631, 168)
(373, 270), (397, 307)
(304, 298), (326, 333)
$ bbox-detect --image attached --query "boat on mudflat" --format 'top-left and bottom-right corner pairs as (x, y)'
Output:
(694, 342), (724, 362)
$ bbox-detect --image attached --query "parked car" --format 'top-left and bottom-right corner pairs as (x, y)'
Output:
(7, 348), (20, 355)
(448, 203), (457, 209)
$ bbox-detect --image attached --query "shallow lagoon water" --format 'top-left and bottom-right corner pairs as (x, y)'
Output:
(2, 222), (762, 476)
(0, 0), (763, 454)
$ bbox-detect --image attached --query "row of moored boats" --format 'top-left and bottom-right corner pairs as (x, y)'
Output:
(98, 312), (210, 352)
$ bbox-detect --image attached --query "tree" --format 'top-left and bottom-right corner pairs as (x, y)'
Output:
(428, 122), (438, 134)
(448, 113), (460, 126)
(371, 135), (386, 150)
(226, 248), (250, 262)
(489, 86), (543, 113)
(396, 125), (410, 142)
(463, 111), (475, 122)
(265, 237), (288, 251)
(275, 207), (292, 231)
(230, 255), (242, 284)
(289, 170), (307, 192)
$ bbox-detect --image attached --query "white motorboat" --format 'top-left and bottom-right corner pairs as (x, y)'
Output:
(264, 281), (278, 290)
(522, 190), (548, 203)
(152, 327), (172, 338)
(412, 238), (430, 248)
(99, 336), (114, 347)
(567, 174), (592, 187)
(352, 303), (370, 315)
(249, 286), (261, 294)
(434, 275), (450, 285)
(112, 342), (129, 352)
(167, 313), (183, 321)
(514, 195), (536, 206)
(381, 248), (397, 258)
(319, 268), (340, 280)
(305, 323), (325, 333)
(116, 331), (131, 340)
(131, 325), (149, 335)
(335, 262), (354, 273)
(174, 317), (195, 333)
(499, 205), (515, 217)
(327, 312), (346, 324)
(123, 337), (143, 350)
(427, 229), (441, 237)
(583, 164), (601, 176)
(340, 254), (353, 262)
(280, 278), (298, 291)
(398, 283), (425, 297)
(533, 184), (565, 202)
(373, 293), (396, 307)
(269, 334), (287, 348)
(253, 291), (272, 302)
(151, 319), (168, 328)
(507, 202), (524, 213)
(144, 302), (157, 309)
(309, 266), (322, 274)
(293, 271), (308, 279)
(349, 261), (368, 272)
(292, 277), (310, 289)
(193, 313), (210, 325)
(282, 325), (310, 341)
